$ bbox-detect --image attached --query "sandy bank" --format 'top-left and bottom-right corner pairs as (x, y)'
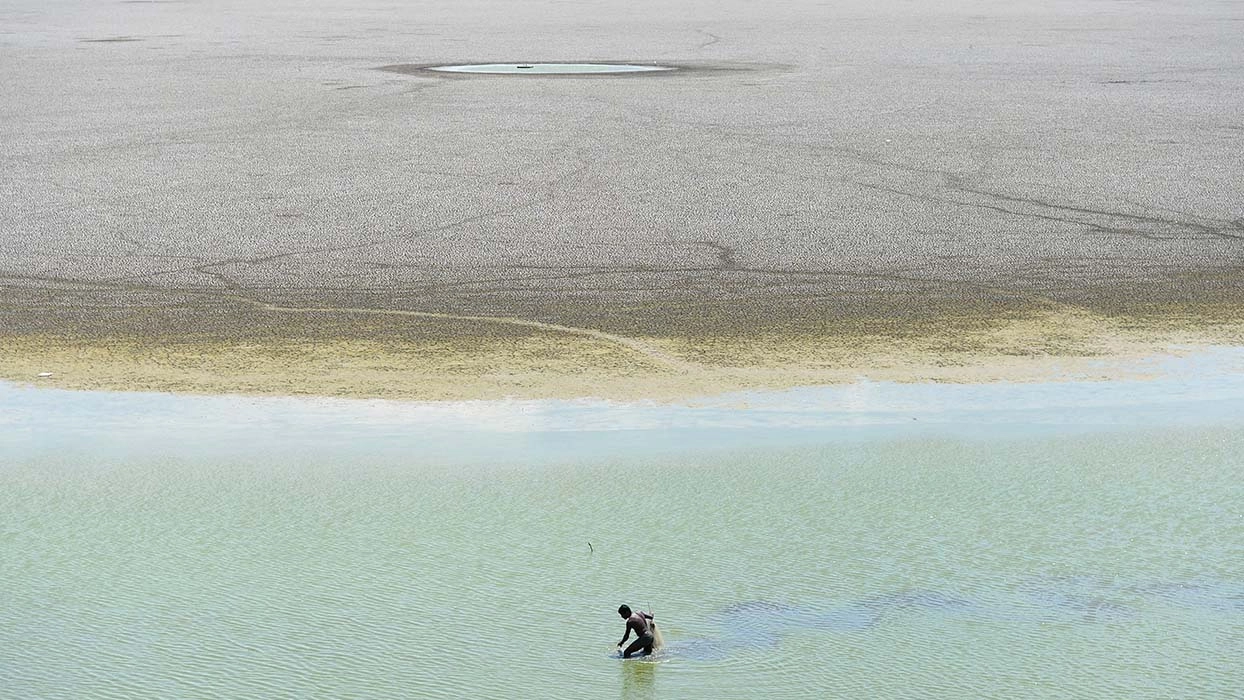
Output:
(4, 307), (1243, 402)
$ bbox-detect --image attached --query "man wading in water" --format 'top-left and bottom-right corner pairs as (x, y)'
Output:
(616, 605), (656, 658)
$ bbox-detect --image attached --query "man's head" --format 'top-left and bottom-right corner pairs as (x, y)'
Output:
(618, 605), (631, 619)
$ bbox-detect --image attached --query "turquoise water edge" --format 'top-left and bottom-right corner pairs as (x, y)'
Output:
(3, 349), (1243, 699)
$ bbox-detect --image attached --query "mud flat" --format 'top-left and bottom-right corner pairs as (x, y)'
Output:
(2, 0), (1242, 400)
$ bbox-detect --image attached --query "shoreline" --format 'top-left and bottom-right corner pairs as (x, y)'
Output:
(6, 343), (1244, 466)
(3, 307), (1243, 403)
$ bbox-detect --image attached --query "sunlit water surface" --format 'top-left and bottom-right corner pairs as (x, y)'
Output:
(3, 351), (1243, 698)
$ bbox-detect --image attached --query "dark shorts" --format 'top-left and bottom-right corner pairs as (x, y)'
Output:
(624, 633), (654, 657)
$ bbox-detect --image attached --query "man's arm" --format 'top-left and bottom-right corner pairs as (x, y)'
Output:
(619, 617), (642, 647)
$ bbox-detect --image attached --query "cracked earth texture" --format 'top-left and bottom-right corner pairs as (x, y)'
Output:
(2, 0), (1243, 399)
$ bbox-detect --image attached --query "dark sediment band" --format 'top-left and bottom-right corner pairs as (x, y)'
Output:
(3, 271), (1243, 401)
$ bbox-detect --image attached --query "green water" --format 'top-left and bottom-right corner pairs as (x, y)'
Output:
(3, 428), (1242, 699)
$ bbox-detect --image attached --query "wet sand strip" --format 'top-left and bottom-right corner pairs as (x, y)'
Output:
(3, 305), (1243, 402)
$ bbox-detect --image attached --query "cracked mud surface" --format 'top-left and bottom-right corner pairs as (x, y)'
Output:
(3, 0), (1243, 399)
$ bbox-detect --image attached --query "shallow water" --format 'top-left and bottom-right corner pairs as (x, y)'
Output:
(3, 356), (1244, 698)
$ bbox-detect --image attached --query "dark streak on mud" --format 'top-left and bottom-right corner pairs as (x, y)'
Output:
(375, 61), (792, 79)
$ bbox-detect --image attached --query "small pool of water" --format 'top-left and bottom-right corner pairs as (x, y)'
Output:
(427, 62), (674, 75)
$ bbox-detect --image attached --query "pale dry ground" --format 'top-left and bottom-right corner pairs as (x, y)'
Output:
(5, 308), (1243, 401)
